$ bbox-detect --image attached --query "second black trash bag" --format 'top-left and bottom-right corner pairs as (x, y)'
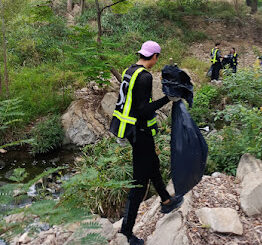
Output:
(161, 65), (208, 196)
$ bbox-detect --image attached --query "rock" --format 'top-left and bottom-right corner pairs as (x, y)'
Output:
(18, 232), (32, 244)
(147, 212), (186, 245)
(0, 239), (7, 245)
(65, 222), (81, 233)
(65, 218), (114, 244)
(61, 99), (108, 146)
(42, 234), (56, 245)
(0, 160), (5, 170)
(236, 153), (262, 181)
(99, 218), (115, 241)
(27, 184), (37, 197)
(4, 212), (25, 224)
(109, 233), (128, 245)
(113, 218), (123, 232)
(211, 172), (226, 178)
(133, 195), (160, 234)
(240, 171), (262, 216)
(166, 180), (175, 196)
(0, 149), (7, 154)
(145, 190), (192, 245)
(80, 87), (88, 93)
(27, 222), (50, 233)
(101, 92), (118, 117)
(196, 207), (243, 235)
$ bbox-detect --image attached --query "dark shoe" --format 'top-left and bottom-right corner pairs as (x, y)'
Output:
(128, 234), (144, 245)
(160, 195), (184, 214)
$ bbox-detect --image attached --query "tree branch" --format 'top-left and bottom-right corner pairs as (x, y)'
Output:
(100, 0), (127, 14)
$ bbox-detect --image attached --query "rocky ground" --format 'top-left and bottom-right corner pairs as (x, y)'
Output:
(1, 153), (262, 245)
(185, 174), (262, 245)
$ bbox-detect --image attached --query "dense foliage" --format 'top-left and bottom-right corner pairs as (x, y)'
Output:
(207, 104), (262, 175)
(222, 69), (262, 107)
(189, 85), (221, 126)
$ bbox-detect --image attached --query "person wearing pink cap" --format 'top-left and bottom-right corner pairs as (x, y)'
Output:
(110, 41), (184, 245)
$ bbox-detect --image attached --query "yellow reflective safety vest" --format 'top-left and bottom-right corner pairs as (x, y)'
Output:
(211, 48), (219, 64)
(233, 53), (238, 66)
(110, 66), (158, 139)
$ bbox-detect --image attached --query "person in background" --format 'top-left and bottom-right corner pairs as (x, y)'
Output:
(210, 42), (223, 81)
(229, 47), (238, 73)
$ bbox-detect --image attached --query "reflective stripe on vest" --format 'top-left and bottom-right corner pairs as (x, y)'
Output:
(147, 117), (157, 127)
(233, 53), (237, 66)
(113, 110), (137, 125)
(117, 67), (145, 138)
(211, 48), (219, 64)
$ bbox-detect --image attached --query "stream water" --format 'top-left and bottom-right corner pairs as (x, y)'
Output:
(0, 147), (79, 185)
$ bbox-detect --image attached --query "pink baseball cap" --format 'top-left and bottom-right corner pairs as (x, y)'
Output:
(137, 41), (161, 57)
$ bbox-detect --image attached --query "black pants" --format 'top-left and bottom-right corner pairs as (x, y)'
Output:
(120, 129), (170, 238)
(211, 63), (221, 80)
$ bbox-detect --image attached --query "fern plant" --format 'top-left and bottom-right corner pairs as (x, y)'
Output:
(0, 98), (33, 149)
(0, 98), (24, 133)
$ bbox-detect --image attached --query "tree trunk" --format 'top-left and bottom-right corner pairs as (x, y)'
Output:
(110, 68), (121, 83)
(250, 0), (258, 13)
(246, 0), (251, 6)
(67, 0), (73, 12)
(95, 0), (102, 43)
(80, 0), (85, 14)
(0, 0), (9, 96)
(246, 0), (257, 13)
(94, 0), (122, 83)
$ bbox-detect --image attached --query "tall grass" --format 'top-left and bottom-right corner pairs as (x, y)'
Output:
(6, 65), (74, 123)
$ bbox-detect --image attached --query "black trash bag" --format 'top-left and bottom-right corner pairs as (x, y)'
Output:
(222, 55), (232, 69)
(206, 65), (213, 77)
(171, 100), (208, 196)
(161, 65), (208, 196)
(162, 65), (193, 108)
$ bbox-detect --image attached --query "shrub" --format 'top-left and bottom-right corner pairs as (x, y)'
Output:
(207, 104), (262, 175)
(222, 69), (262, 108)
(30, 114), (64, 154)
(189, 85), (221, 126)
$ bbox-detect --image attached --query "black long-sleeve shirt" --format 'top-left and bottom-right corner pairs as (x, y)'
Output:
(131, 64), (170, 127)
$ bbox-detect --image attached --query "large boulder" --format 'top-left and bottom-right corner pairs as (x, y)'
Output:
(240, 171), (262, 216)
(101, 92), (118, 117)
(143, 189), (192, 245)
(196, 207), (243, 235)
(109, 233), (128, 245)
(62, 99), (108, 146)
(64, 218), (115, 245)
(147, 211), (189, 245)
(236, 154), (262, 216)
(236, 153), (262, 181)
